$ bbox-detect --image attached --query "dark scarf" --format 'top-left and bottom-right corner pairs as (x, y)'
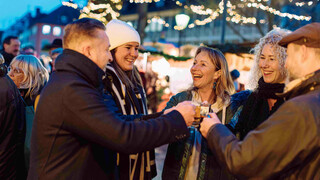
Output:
(19, 88), (34, 107)
(235, 78), (285, 140)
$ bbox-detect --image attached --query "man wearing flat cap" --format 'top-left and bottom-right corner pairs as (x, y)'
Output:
(199, 23), (320, 179)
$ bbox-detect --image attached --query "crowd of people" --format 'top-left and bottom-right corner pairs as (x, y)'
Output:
(0, 17), (319, 180)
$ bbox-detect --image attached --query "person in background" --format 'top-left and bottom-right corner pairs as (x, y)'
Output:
(145, 61), (158, 113)
(1, 36), (21, 66)
(8, 55), (49, 107)
(104, 19), (157, 180)
(21, 45), (37, 56)
(28, 18), (195, 180)
(8, 55), (49, 170)
(45, 38), (63, 72)
(47, 38), (62, 56)
(162, 46), (236, 180)
(50, 48), (63, 72)
(157, 75), (173, 112)
(230, 69), (242, 92)
(0, 53), (27, 179)
(229, 28), (290, 140)
(200, 23), (320, 179)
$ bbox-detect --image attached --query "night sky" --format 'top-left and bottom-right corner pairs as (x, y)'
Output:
(0, 0), (87, 30)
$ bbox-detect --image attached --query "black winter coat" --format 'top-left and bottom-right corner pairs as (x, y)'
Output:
(0, 74), (26, 179)
(27, 49), (189, 180)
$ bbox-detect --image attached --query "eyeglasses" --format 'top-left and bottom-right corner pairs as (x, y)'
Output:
(0, 54), (4, 64)
(8, 66), (23, 74)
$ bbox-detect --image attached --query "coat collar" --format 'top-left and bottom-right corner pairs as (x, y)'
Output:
(279, 69), (320, 100)
(55, 49), (105, 90)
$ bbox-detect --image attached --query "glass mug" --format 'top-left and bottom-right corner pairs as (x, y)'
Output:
(192, 103), (211, 128)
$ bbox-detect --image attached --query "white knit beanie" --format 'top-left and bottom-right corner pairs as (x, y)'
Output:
(106, 19), (141, 51)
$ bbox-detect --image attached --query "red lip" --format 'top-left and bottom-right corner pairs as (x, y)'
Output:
(262, 71), (273, 76)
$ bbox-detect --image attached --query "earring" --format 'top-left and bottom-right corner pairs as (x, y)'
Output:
(213, 82), (217, 90)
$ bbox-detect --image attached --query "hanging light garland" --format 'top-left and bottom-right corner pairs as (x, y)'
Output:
(225, 1), (257, 24)
(62, 1), (78, 9)
(144, 0), (313, 30)
(240, 0), (269, 2)
(175, 2), (221, 28)
(80, 2), (121, 23)
(63, 0), (313, 31)
(62, 1), (122, 24)
(240, 0), (316, 5)
(129, 0), (160, 3)
(246, 2), (311, 21)
(289, 0), (318, 7)
(111, 0), (122, 3)
(147, 16), (170, 27)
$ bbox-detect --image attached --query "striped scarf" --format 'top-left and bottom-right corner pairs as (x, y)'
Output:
(103, 65), (157, 180)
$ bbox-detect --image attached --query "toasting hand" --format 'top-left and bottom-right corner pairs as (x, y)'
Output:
(200, 113), (222, 138)
(175, 101), (196, 127)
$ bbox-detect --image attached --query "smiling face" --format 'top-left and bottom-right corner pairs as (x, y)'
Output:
(190, 51), (220, 90)
(259, 44), (286, 84)
(114, 42), (139, 71)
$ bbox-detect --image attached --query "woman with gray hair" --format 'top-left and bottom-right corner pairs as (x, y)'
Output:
(8, 55), (49, 102)
(7, 54), (49, 168)
(230, 28), (291, 140)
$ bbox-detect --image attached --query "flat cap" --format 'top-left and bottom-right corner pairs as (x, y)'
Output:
(278, 23), (320, 48)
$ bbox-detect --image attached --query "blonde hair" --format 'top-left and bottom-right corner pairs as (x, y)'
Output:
(193, 46), (235, 104)
(248, 28), (290, 89)
(11, 55), (49, 100)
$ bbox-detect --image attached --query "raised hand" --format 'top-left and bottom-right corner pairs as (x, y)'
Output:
(175, 101), (196, 127)
(200, 113), (221, 138)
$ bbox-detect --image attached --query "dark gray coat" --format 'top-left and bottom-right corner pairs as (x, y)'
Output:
(0, 73), (26, 180)
(207, 70), (320, 179)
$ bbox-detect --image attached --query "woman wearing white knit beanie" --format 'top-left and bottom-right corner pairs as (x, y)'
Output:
(103, 19), (157, 180)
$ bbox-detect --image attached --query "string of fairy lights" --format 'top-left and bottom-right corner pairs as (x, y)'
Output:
(289, 0), (319, 7)
(174, 0), (312, 29)
(63, 0), (315, 30)
(129, 0), (160, 3)
(241, 0), (318, 7)
(77, 1), (123, 23)
(246, 2), (311, 21)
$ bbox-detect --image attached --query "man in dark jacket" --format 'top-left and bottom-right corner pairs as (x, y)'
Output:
(0, 36), (21, 66)
(28, 18), (195, 180)
(0, 54), (26, 179)
(200, 23), (320, 179)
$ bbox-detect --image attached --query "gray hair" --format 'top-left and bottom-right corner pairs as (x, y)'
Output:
(247, 28), (291, 89)
(10, 55), (49, 99)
